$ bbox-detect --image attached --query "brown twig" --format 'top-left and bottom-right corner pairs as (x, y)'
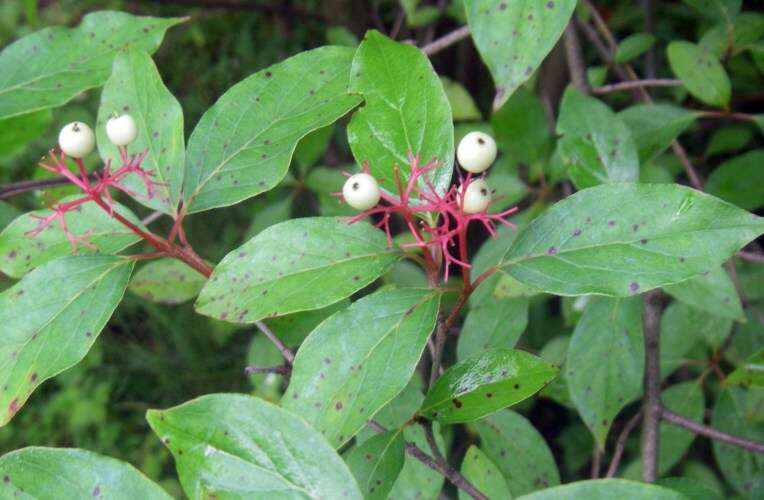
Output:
(641, 291), (663, 482)
(254, 320), (295, 364)
(590, 444), (602, 478)
(244, 365), (290, 375)
(0, 172), (98, 199)
(661, 408), (764, 454)
(592, 79), (681, 94)
(606, 411), (642, 477)
(739, 251), (764, 264)
(563, 22), (590, 94)
(421, 26), (470, 56)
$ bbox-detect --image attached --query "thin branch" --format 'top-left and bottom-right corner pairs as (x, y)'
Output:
(590, 444), (602, 479)
(0, 172), (98, 199)
(592, 79), (681, 94)
(141, 210), (163, 226)
(244, 365), (290, 375)
(367, 420), (488, 500)
(661, 408), (764, 454)
(699, 110), (758, 123)
(563, 22), (590, 94)
(421, 26), (470, 56)
(739, 251), (764, 263)
(641, 291), (663, 482)
(254, 321), (295, 364)
(606, 411), (642, 478)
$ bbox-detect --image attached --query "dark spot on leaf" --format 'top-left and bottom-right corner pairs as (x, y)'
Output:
(452, 399), (463, 408)
(608, 220), (616, 226)
(265, 71), (272, 78)
(513, 383), (520, 389)
(573, 229), (582, 236)
(335, 401), (343, 410)
(629, 282), (640, 292)
(30, 373), (37, 382)
(547, 246), (558, 255)
(547, 0), (555, 8)
(7, 251), (16, 259)
(498, 2), (507, 10)
(640, 238), (648, 245)
(486, 392), (493, 398)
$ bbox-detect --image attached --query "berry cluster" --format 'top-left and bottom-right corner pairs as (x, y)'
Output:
(28, 115), (159, 251)
(341, 131), (516, 283)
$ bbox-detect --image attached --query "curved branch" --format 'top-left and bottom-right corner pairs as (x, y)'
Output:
(422, 26), (471, 56)
(661, 408), (764, 454)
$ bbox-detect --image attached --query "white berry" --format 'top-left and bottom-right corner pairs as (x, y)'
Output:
(106, 114), (138, 147)
(457, 131), (497, 173)
(461, 179), (491, 214)
(58, 122), (95, 158)
(343, 173), (381, 211)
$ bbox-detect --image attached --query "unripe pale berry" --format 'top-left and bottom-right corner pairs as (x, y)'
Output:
(457, 131), (497, 173)
(343, 173), (381, 210)
(58, 122), (95, 158)
(106, 114), (138, 147)
(461, 179), (492, 214)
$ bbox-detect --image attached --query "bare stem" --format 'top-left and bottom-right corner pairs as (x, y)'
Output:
(421, 26), (470, 55)
(254, 320), (295, 364)
(641, 291), (663, 482)
(244, 365), (290, 375)
(592, 79), (681, 94)
(739, 251), (764, 263)
(563, 22), (590, 94)
(661, 408), (764, 454)
(0, 172), (98, 199)
(606, 411), (642, 477)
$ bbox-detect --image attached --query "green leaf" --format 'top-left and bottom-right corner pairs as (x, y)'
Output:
(305, 166), (357, 217)
(294, 124), (334, 171)
(515, 479), (688, 499)
(0, 447), (170, 499)
(129, 258), (207, 305)
(283, 288), (440, 447)
(557, 88), (639, 189)
(663, 266), (744, 321)
(706, 150), (764, 211)
(183, 46), (361, 213)
(420, 348), (558, 423)
(146, 394), (362, 499)
(0, 202), (21, 231)
(263, 300), (349, 347)
(667, 41), (731, 107)
(459, 446), (512, 500)
(0, 197), (142, 279)
(345, 430), (405, 500)
(0, 255), (133, 426)
(727, 347), (764, 388)
(712, 388), (764, 498)
(0, 11), (182, 120)
(566, 296), (643, 446)
(475, 410), (560, 496)
(705, 125), (752, 157)
(619, 104), (698, 164)
(441, 77), (482, 121)
(499, 183), (764, 296)
(457, 292), (529, 360)
(660, 382), (705, 473)
(682, 0), (741, 22)
(491, 88), (551, 165)
(655, 478), (722, 500)
(464, 0), (577, 109)
(615, 33), (656, 64)
(347, 30), (454, 197)
(539, 335), (573, 408)
(0, 109), (52, 159)
(660, 301), (729, 377)
(196, 217), (399, 323)
(97, 50), (184, 215)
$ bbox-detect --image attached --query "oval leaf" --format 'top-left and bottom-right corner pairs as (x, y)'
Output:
(668, 41), (731, 107)
(347, 30), (453, 197)
(663, 266), (744, 321)
(129, 258), (207, 305)
(459, 446), (512, 500)
(457, 293), (529, 361)
(0, 11), (182, 120)
(705, 149), (764, 211)
(196, 217), (399, 323)
(283, 288), (440, 447)
(475, 410), (560, 496)
(465, 0), (577, 109)
(516, 479), (688, 499)
(557, 88), (639, 189)
(183, 46), (361, 213)
(500, 183), (764, 296)
(146, 394), (362, 499)
(0, 197), (142, 278)
(420, 348), (558, 423)
(97, 50), (185, 214)
(566, 296), (644, 446)
(0, 255), (133, 426)
(618, 104), (698, 164)
(0, 447), (170, 499)
(345, 430), (405, 500)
